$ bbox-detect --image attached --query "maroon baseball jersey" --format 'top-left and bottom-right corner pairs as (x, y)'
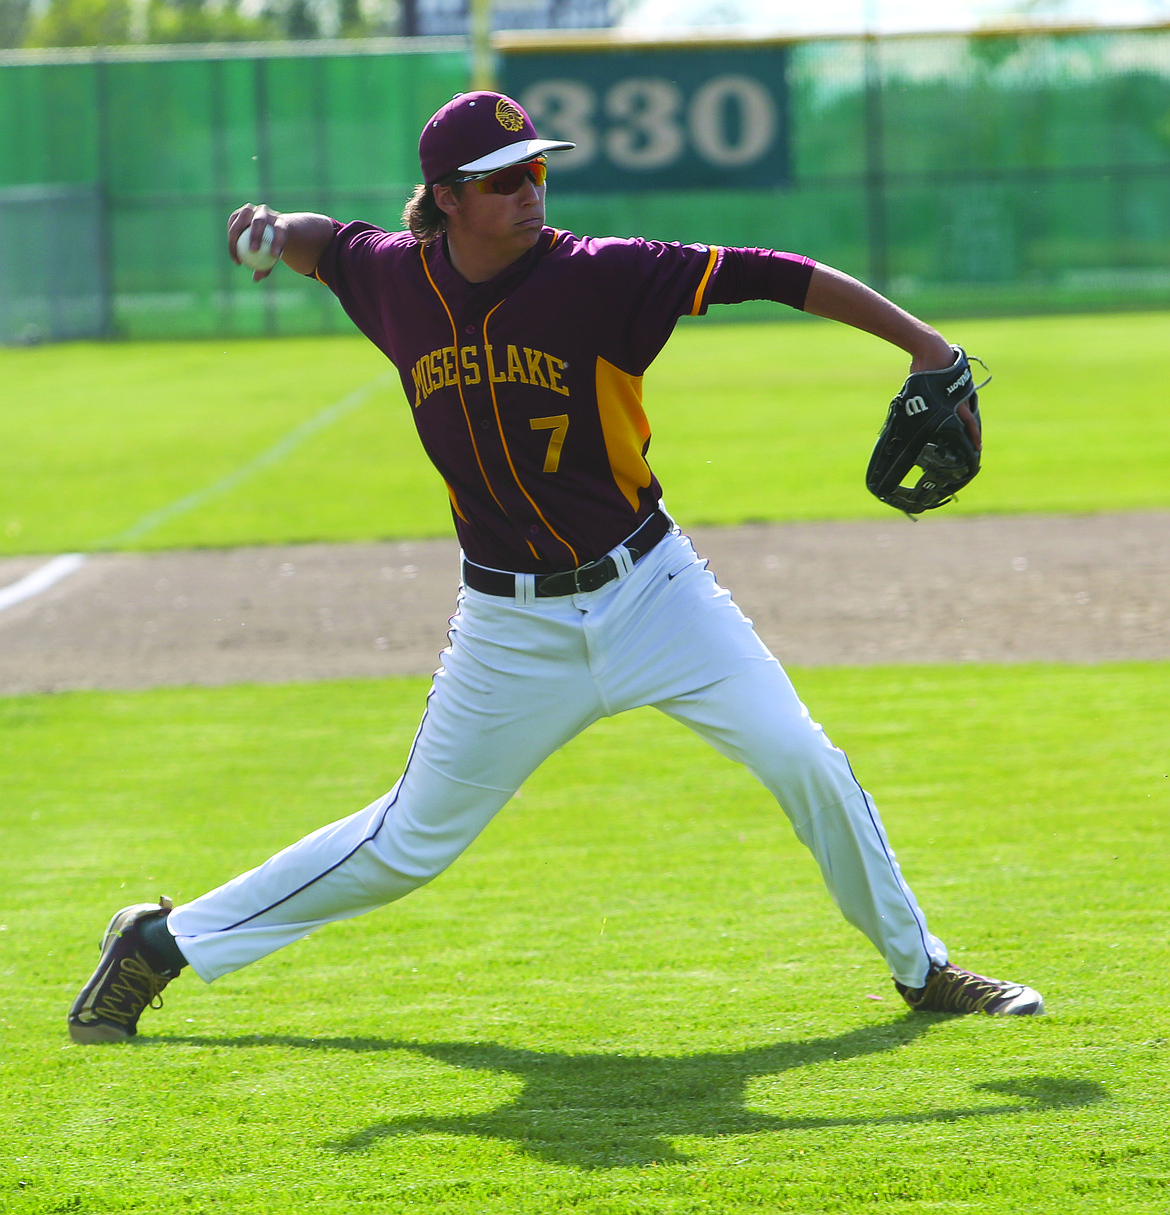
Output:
(315, 225), (814, 573)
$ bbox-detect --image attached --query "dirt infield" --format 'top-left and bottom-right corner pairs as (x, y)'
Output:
(1, 511), (1167, 696)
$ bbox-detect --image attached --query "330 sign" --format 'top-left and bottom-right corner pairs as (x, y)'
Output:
(503, 47), (790, 191)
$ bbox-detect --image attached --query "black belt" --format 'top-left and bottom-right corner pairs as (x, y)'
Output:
(462, 509), (671, 599)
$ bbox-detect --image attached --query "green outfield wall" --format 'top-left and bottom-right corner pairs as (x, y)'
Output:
(2, 25), (1169, 342)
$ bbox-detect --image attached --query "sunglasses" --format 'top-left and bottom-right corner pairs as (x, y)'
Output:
(454, 157), (547, 195)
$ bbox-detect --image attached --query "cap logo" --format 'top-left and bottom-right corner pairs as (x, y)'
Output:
(495, 98), (525, 132)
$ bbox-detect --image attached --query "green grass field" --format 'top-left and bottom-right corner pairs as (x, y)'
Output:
(2, 666), (1168, 1212)
(2, 309), (1168, 556)
(2, 313), (1168, 1211)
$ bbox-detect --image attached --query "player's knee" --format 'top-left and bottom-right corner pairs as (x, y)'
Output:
(745, 724), (862, 815)
(343, 836), (455, 899)
(743, 715), (840, 779)
(363, 803), (502, 889)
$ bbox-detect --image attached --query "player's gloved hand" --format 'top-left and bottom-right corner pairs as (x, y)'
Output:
(866, 345), (989, 517)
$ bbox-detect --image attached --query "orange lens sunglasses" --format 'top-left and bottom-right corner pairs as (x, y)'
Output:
(456, 158), (547, 195)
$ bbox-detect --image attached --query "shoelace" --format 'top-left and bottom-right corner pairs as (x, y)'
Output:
(928, 969), (1009, 1012)
(93, 954), (171, 1026)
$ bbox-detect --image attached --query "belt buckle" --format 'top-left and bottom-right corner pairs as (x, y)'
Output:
(537, 554), (619, 597)
(571, 556), (617, 592)
(572, 557), (610, 594)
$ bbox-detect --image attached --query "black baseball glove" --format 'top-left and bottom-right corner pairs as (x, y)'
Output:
(866, 345), (986, 517)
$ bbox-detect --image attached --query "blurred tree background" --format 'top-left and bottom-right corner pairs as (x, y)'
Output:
(0, 0), (399, 47)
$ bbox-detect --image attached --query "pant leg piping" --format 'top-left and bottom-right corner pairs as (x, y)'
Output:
(212, 689), (434, 934)
(842, 751), (935, 964)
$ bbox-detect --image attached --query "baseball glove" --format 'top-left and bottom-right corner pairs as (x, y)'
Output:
(866, 345), (987, 517)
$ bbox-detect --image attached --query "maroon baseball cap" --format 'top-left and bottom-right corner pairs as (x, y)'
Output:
(419, 91), (575, 184)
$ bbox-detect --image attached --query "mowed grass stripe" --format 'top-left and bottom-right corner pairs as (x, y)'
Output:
(2, 310), (1168, 556)
(2, 663), (1167, 1212)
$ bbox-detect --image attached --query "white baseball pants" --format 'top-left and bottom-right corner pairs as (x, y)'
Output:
(169, 520), (948, 988)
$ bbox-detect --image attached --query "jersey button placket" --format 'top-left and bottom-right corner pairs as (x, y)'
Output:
(464, 323), (490, 430)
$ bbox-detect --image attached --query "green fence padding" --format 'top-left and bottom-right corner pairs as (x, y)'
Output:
(1, 27), (1168, 342)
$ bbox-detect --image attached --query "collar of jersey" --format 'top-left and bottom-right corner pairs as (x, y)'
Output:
(435, 227), (556, 297)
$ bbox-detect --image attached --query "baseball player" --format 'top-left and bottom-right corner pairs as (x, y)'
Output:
(68, 91), (1042, 1043)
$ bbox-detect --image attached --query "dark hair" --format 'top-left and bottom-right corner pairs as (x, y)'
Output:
(403, 180), (462, 244)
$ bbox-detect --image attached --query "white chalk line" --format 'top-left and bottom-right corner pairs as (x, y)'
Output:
(0, 552), (87, 612)
(99, 371), (396, 547)
(0, 372), (395, 615)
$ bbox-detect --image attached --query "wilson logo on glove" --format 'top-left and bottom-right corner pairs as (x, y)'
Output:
(946, 366), (973, 395)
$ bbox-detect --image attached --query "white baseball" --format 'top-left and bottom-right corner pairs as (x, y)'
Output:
(236, 223), (279, 272)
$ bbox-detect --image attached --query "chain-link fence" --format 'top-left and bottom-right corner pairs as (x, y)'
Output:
(0, 38), (468, 342)
(510, 27), (1170, 320)
(1, 25), (1168, 342)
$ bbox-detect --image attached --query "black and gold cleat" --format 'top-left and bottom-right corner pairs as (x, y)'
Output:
(67, 897), (179, 1043)
(895, 962), (1044, 1016)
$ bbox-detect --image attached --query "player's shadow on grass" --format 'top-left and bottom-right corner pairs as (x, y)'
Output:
(159, 1017), (1107, 1170)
